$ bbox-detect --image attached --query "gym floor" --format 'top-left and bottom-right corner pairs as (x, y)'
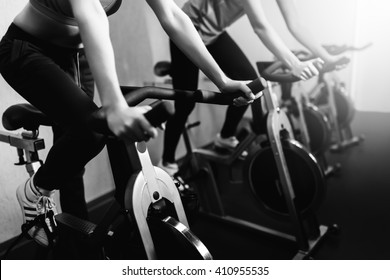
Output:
(2, 111), (390, 260)
(189, 110), (390, 260)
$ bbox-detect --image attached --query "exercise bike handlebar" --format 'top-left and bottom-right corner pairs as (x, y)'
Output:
(260, 56), (350, 83)
(120, 78), (263, 106)
(88, 79), (264, 136)
(88, 100), (174, 136)
(323, 42), (373, 56)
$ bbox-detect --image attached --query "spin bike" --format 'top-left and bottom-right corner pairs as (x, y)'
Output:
(259, 54), (350, 177)
(0, 104), (58, 258)
(1, 97), (211, 260)
(309, 43), (372, 152)
(280, 80), (339, 177)
(174, 61), (344, 259)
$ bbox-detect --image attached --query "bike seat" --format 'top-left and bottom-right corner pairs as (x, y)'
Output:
(2, 103), (53, 131)
(154, 61), (171, 77)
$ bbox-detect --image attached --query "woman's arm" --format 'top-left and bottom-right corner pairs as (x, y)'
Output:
(69, 0), (157, 140)
(145, 0), (255, 101)
(242, 0), (323, 80)
(276, 0), (347, 65)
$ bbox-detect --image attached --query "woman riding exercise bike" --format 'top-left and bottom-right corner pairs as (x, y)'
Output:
(160, 0), (349, 176)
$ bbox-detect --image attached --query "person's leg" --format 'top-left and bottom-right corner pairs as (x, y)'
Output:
(0, 25), (105, 245)
(56, 50), (93, 221)
(15, 54), (105, 190)
(52, 125), (88, 220)
(207, 32), (258, 141)
(162, 40), (199, 170)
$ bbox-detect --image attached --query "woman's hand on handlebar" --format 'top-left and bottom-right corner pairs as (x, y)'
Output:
(322, 54), (350, 72)
(219, 78), (262, 107)
(291, 58), (324, 81)
(292, 49), (350, 73)
(105, 104), (158, 142)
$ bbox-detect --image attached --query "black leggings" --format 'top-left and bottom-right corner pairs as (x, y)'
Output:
(53, 51), (94, 220)
(162, 32), (258, 163)
(0, 24), (105, 192)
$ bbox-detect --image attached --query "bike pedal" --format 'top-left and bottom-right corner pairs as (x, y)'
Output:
(56, 212), (96, 236)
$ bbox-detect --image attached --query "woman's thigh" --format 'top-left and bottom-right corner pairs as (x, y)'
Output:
(208, 32), (257, 80)
(0, 39), (98, 127)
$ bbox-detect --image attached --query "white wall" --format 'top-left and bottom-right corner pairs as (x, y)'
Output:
(0, 0), (40, 243)
(351, 0), (390, 112)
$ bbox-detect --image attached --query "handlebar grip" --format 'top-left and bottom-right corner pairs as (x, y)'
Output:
(193, 78), (264, 104)
(88, 100), (174, 136)
(321, 56), (350, 73)
(246, 78), (265, 94)
(261, 55), (351, 83)
(154, 61), (171, 77)
(260, 61), (301, 83)
(143, 100), (174, 127)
